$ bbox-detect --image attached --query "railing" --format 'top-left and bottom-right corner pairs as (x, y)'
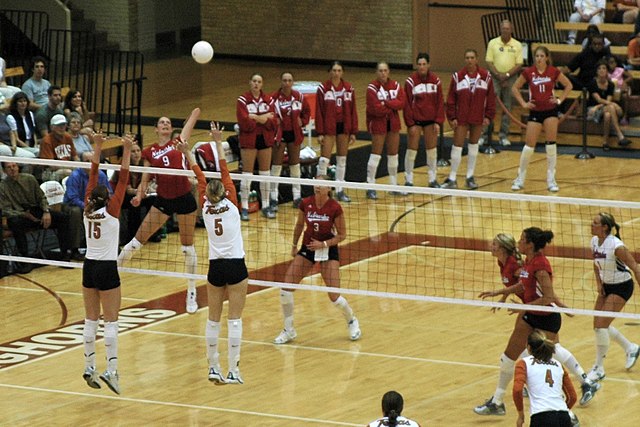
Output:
(0, 10), (48, 71)
(43, 29), (96, 98)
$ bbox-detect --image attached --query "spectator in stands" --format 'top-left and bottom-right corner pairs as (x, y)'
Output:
(39, 114), (79, 181)
(21, 56), (51, 110)
(563, 34), (611, 90)
(0, 162), (70, 266)
(63, 89), (94, 133)
(607, 55), (632, 124)
(34, 85), (64, 137)
(1, 111), (36, 158)
(0, 56), (21, 100)
(613, 0), (640, 24)
(481, 19), (523, 147)
(64, 163), (112, 210)
(6, 92), (39, 156)
(566, 1), (605, 45)
(580, 24), (611, 49)
(68, 112), (94, 160)
(444, 49), (495, 190)
(627, 32), (640, 70)
(587, 60), (632, 150)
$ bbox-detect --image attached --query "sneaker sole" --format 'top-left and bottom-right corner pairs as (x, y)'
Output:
(350, 330), (362, 341)
(626, 348), (640, 370)
(208, 377), (226, 385)
(99, 375), (120, 395)
(83, 373), (101, 389)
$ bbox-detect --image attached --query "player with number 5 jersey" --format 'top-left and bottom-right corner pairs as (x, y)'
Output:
(511, 46), (572, 193)
(81, 132), (133, 395)
(181, 122), (249, 385)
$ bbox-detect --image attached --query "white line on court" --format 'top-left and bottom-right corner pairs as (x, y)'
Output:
(0, 285), (146, 302)
(0, 383), (361, 426)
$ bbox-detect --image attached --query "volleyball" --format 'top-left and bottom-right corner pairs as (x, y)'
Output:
(191, 41), (214, 64)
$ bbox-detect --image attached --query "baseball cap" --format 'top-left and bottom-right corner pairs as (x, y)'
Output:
(50, 114), (67, 126)
(40, 181), (65, 205)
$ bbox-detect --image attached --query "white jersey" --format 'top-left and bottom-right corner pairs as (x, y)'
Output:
(591, 234), (632, 284)
(203, 197), (245, 259)
(84, 207), (120, 261)
(367, 416), (421, 427)
(522, 356), (569, 416)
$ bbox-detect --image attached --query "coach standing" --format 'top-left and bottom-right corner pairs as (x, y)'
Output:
(480, 19), (523, 147)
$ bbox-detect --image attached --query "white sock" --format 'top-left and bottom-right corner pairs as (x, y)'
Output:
(493, 353), (515, 405)
(595, 328), (610, 368)
(449, 146), (462, 181)
(117, 237), (142, 264)
(240, 173), (251, 210)
(83, 318), (99, 369)
(367, 154), (382, 184)
(545, 143), (557, 183)
(228, 318), (243, 372)
(609, 325), (634, 353)
(270, 165), (282, 201)
(206, 320), (220, 367)
(181, 245), (197, 291)
(387, 154), (398, 185)
(335, 155), (347, 192)
(555, 343), (587, 383)
(317, 156), (330, 176)
(290, 163), (301, 200)
(259, 170), (271, 210)
(280, 290), (295, 330)
(104, 321), (119, 373)
(517, 145), (534, 182)
(333, 295), (354, 322)
(426, 148), (437, 183)
(466, 144), (479, 178)
(404, 149), (417, 184)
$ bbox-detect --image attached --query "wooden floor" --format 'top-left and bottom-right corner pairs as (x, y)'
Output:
(2, 57), (640, 426)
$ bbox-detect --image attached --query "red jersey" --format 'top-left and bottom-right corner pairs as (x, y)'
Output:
(499, 255), (524, 302)
(272, 89), (311, 145)
(366, 78), (405, 134)
(520, 252), (553, 315)
(403, 71), (445, 126)
(236, 90), (277, 149)
(141, 138), (191, 199)
(300, 196), (343, 247)
(315, 79), (358, 136)
(522, 65), (561, 112)
(446, 66), (496, 125)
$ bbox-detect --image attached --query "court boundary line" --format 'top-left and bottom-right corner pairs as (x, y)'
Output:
(0, 383), (361, 426)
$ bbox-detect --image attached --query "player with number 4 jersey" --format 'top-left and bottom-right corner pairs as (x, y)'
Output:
(81, 132), (133, 395)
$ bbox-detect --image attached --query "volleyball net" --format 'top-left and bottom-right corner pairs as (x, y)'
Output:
(2, 155), (640, 320)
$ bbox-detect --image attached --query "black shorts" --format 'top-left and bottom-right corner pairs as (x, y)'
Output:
(603, 279), (634, 301)
(153, 192), (198, 216)
(297, 244), (339, 263)
(413, 120), (436, 127)
(256, 134), (270, 150)
(530, 410), (571, 427)
(83, 259), (120, 291)
(207, 258), (249, 287)
(325, 122), (345, 136)
(523, 311), (562, 334)
(528, 108), (559, 124)
(281, 130), (295, 144)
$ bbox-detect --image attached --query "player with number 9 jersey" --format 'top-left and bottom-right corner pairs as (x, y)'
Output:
(141, 138), (191, 199)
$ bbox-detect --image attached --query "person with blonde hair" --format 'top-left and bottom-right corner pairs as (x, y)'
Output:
(180, 122), (248, 385)
(587, 212), (640, 382)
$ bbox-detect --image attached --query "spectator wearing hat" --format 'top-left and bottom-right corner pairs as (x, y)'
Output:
(34, 85), (64, 137)
(0, 162), (72, 268)
(39, 113), (79, 182)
